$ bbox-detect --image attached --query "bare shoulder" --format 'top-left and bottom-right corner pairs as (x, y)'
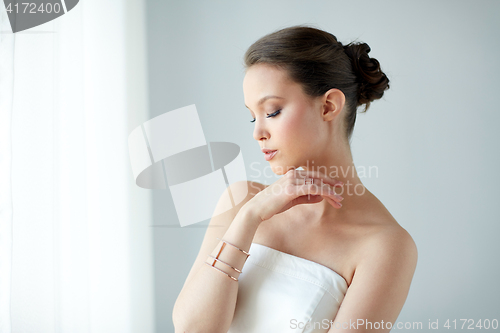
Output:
(357, 222), (418, 272)
(381, 224), (417, 257)
(328, 222), (418, 329)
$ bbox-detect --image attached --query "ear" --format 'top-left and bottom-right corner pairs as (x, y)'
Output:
(322, 88), (346, 121)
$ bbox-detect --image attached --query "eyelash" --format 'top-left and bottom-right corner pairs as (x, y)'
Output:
(250, 109), (281, 123)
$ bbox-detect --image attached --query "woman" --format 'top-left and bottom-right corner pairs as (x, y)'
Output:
(173, 25), (417, 333)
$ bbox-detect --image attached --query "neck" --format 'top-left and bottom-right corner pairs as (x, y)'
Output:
(298, 146), (371, 222)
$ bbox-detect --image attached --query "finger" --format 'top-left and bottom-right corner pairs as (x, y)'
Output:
(309, 182), (344, 201)
(300, 183), (344, 202)
(291, 194), (324, 207)
(292, 177), (343, 190)
(323, 195), (343, 208)
(290, 169), (344, 187)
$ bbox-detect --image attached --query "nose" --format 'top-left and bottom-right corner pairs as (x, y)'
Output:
(252, 118), (269, 142)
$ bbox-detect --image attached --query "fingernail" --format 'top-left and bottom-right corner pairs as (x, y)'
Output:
(335, 194), (344, 201)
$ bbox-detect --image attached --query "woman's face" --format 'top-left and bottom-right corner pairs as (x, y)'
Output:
(243, 63), (329, 175)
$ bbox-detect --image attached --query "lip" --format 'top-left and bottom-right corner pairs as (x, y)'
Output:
(263, 150), (278, 161)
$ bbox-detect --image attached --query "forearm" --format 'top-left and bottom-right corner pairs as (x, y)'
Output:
(173, 207), (261, 333)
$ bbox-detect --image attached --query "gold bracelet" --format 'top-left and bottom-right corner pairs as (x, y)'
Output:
(216, 237), (251, 256)
(204, 262), (238, 281)
(208, 255), (243, 273)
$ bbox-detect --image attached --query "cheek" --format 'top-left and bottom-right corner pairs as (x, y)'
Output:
(283, 115), (301, 132)
(278, 116), (303, 145)
(278, 114), (318, 157)
(289, 112), (319, 142)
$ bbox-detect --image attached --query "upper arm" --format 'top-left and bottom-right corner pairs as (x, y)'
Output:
(328, 227), (418, 332)
(179, 180), (265, 290)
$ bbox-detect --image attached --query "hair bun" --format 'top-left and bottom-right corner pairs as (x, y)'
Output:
(343, 42), (390, 111)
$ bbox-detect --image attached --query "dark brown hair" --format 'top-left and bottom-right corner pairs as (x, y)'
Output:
(243, 25), (390, 142)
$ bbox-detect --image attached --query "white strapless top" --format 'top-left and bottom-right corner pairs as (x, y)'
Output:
(227, 242), (348, 333)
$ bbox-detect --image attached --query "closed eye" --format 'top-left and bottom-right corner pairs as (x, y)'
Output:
(250, 109), (281, 123)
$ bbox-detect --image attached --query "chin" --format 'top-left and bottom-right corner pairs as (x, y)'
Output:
(270, 164), (297, 176)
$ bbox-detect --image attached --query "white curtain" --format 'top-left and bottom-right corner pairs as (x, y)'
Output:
(0, 1), (155, 332)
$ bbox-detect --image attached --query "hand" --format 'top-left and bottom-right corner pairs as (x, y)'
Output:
(247, 169), (345, 222)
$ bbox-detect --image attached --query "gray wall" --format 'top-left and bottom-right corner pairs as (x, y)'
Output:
(145, 1), (500, 331)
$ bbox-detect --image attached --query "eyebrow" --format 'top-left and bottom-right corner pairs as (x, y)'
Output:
(245, 95), (284, 109)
